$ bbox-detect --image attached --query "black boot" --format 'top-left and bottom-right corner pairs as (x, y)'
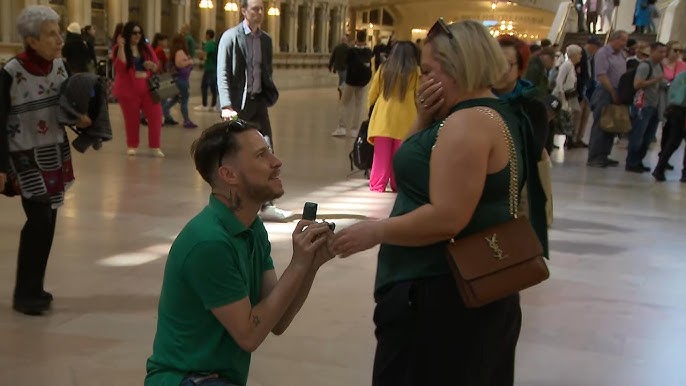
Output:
(13, 296), (51, 316)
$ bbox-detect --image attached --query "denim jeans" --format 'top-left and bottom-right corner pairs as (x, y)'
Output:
(626, 106), (659, 168)
(163, 77), (190, 122)
(179, 374), (237, 386)
(337, 70), (347, 88)
(201, 71), (218, 107)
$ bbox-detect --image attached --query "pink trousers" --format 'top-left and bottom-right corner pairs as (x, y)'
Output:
(117, 78), (163, 149)
(369, 137), (402, 192)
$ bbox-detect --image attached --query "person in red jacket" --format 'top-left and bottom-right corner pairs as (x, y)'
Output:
(112, 21), (164, 157)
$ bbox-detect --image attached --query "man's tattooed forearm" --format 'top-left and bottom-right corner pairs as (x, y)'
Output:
(251, 314), (261, 327)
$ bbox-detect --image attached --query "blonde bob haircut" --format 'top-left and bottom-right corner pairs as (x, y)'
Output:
(427, 20), (507, 93)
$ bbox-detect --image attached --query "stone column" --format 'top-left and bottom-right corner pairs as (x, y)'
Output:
(199, 3), (217, 40)
(304, 1), (315, 53)
(1, 0), (13, 43)
(342, 5), (348, 40)
(142, 0), (163, 38)
(67, 0), (92, 27)
(330, 5), (342, 48)
(287, 1), (299, 53)
(317, 2), (329, 53)
(224, 3), (241, 28)
(107, 0), (129, 37)
(266, 4), (280, 53)
(171, 0), (191, 35)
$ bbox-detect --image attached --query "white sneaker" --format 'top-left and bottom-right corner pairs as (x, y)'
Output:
(126, 148), (137, 156)
(331, 127), (347, 137)
(259, 205), (293, 222)
(151, 148), (165, 158)
(193, 105), (206, 111)
(348, 129), (359, 138)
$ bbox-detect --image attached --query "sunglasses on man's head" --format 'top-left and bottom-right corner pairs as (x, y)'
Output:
(217, 119), (250, 167)
(427, 18), (454, 40)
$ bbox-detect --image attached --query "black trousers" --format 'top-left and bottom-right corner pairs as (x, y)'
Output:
(14, 198), (57, 300)
(372, 275), (522, 386)
(656, 106), (686, 173)
(237, 95), (273, 152)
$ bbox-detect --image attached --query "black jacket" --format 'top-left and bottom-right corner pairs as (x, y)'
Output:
(62, 32), (91, 73)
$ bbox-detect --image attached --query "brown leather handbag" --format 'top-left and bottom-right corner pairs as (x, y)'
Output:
(441, 108), (549, 308)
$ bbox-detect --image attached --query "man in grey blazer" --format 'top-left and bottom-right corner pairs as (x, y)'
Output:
(217, 0), (292, 222)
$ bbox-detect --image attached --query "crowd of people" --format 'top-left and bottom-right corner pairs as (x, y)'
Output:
(1, 1), (684, 385)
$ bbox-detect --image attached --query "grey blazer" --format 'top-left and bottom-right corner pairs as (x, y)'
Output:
(217, 23), (279, 110)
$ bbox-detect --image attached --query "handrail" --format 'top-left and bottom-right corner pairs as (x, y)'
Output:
(554, 2), (573, 44)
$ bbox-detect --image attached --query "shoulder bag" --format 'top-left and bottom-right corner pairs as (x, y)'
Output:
(440, 107), (550, 308)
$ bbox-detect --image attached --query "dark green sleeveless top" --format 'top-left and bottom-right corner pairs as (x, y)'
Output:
(375, 98), (530, 293)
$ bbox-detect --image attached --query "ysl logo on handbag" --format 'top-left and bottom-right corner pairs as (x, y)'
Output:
(485, 234), (508, 260)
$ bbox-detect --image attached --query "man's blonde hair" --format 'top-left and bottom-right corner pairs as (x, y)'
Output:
(427, 20), (507, 93)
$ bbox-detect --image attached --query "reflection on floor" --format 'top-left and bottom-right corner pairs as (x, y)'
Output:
(1, 89), (685, 386)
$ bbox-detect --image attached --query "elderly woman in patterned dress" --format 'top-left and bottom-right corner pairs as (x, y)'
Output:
(0, 6), (90, 315)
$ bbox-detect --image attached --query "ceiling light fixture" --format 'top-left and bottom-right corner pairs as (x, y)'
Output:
(224, 1), (238, 11)
(199, 0), (214, 9)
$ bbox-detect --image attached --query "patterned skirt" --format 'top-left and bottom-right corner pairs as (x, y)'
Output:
(4, 135), (74, 208)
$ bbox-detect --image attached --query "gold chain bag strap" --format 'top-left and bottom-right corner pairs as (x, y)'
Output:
(438, 107), (549, 308)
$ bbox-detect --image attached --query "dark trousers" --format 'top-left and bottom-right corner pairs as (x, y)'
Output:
(656, 106), (686, 172)
(237, 94), (273, 151)
(588, 88), (617, 163)
(372, 275), (522, 386)
(14, 198), (57, 300)
(201, 72), (218, 107)
(586, 11), (599, 33)
(626, 106), (659, 168)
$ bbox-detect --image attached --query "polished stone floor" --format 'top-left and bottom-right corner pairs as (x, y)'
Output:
(0, 87), (685, 386)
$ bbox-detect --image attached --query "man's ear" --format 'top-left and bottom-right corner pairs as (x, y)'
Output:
(217, 162), (240, 186)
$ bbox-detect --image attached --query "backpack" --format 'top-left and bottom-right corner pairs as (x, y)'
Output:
(617, 62), (653, 105)
(349, 120), (373, 172)
(346, 47), (373, 87)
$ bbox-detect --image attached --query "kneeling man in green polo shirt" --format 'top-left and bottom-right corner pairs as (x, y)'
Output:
(145, 120), (335, 386)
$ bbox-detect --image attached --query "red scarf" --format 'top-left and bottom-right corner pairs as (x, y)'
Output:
(16, 47), (54, 76)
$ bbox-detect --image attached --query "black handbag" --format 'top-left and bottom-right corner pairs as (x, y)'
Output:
(148, 73), (179, 103)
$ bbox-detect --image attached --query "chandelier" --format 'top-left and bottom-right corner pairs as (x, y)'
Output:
(199, 0), (214, 9)
(224, 1), (238, 11)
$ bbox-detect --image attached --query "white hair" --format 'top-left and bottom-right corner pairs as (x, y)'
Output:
(17, 5), (60, 40)
(566, 44), (582, 57)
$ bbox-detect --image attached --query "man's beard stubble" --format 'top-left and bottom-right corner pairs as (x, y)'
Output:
(240, 174), (284, 204)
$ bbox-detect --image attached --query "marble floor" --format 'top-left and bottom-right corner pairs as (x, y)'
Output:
(1, 88), (685, 386)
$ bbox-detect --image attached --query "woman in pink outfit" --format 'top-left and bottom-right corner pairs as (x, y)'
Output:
(366, 42), (420, 192)
(112, 21), (164, 157)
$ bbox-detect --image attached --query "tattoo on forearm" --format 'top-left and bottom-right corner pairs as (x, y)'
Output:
(251, 314), (261, 327)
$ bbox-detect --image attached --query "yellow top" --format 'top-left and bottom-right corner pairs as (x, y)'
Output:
(366, 67), (421, 144)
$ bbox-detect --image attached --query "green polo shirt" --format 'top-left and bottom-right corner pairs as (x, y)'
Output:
(203, 40), (218, 74)
(145, 195), (274, 386)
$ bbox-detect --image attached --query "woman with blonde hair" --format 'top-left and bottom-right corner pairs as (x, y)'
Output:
(332, 19), (548, 385)
(366, 41), (420, 192)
